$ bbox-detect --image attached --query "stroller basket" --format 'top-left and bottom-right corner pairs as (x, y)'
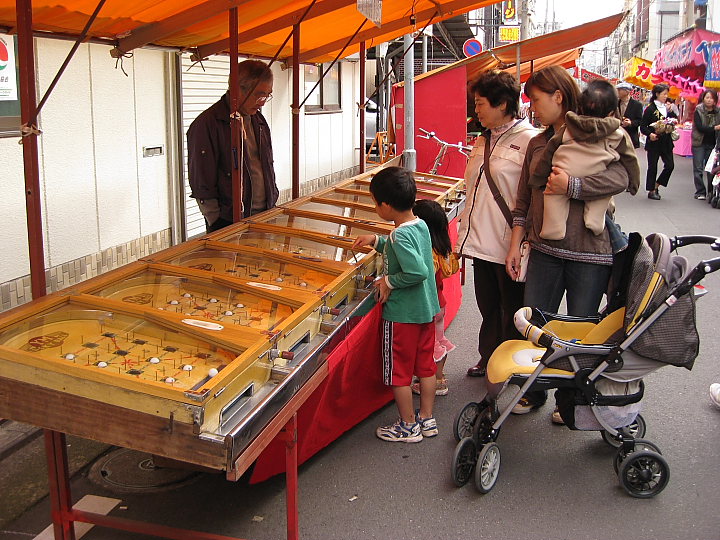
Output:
(556, 379), (644, 430)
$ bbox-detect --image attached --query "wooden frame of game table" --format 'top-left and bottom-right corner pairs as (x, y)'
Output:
(0, 168), (465, 539)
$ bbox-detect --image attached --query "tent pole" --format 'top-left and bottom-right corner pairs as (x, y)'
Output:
(16, 0), (45, 299)
(229, 8), (243, 222)
(359, 41), (366, 173)
(402, 33), (416, 172)
(292, 24), (300, 200)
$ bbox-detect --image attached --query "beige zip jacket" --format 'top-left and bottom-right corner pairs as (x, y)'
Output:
(457, 118), (538, 264)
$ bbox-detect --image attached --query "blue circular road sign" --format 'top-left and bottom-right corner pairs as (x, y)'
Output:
(463, 39), (483, 57)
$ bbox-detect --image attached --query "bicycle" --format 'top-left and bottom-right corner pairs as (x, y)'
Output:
(417, 128), (471, 175)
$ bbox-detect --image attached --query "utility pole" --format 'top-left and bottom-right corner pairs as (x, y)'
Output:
(519, 0), (529, 40)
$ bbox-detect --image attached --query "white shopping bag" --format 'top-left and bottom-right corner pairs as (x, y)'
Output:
(705, 148), (718, 173)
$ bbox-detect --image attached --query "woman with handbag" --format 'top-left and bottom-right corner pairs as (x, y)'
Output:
(691, 89), (720, 200)
(505, 66), (633, 421)
(640, 83), (678, 200)
(457, 70), (538, 378)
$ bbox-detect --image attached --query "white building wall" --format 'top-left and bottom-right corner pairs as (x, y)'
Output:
(0, 38), (170, 285)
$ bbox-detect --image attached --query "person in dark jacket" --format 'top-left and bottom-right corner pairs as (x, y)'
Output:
(616, 81), (643, 149)
(691, 89), (720, 200)
(187, 60), (278, 232)
(640, 83), (677, 200)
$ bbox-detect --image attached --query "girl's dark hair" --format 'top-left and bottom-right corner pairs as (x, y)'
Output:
(579, 80), (618, 118)
(524, 65), (580, 116)
(413, 199), (451, 257)
(469, 70), (521, 119)
(650, 84), (670, 102)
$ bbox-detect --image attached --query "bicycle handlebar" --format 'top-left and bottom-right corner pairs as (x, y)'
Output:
(416, 127), (470, 155)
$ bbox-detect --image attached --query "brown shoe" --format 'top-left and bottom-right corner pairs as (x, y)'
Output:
(466, 364), (486, 377)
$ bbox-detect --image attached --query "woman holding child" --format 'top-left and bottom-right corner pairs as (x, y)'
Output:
(505, 66), (634, 419)
(458, 70), (538, 378)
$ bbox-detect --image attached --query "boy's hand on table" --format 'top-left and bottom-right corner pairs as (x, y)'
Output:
(353, 235), (375, 249)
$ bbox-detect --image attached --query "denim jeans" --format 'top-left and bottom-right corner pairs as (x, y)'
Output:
(522, 249), (612, 407)
(523, 249), (612, 317)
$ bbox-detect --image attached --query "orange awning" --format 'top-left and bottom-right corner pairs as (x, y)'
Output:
(407, 12), (624, 84)
(0, 0), (499, 63)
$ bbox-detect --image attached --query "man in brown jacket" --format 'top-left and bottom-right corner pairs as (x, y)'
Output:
(187, 60), (279, 232)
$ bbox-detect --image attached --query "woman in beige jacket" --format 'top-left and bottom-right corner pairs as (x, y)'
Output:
(457, 70), (538, 377)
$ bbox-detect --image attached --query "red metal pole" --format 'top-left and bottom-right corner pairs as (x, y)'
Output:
(283, 414), (299, 540)
(44, 431), (75, 540)
(359, 41), (366, 173)
(291, 24), (300, 200)
(229, 7), (242, 222)
(15, 0), (46, 299)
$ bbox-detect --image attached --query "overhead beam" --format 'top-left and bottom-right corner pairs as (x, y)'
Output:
(297, 0), (487, 63)
(112, 0), (256, 56)
(434, 21), (463, 60)
(193, 0), (354, 61)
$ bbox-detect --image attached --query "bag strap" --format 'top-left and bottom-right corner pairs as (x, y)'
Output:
(483, 133), (513, 227)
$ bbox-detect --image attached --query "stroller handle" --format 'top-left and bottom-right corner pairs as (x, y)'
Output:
(671, 235), (720, 251)
(513, 307), (554, 349)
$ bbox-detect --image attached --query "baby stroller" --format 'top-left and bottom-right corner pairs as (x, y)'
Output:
(451, 232), (720, 498)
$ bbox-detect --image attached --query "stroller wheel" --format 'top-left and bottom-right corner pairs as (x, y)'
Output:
(613, 438), (662, 475)
(453, 402), (480, 442)
(472, 403), (499, 445)
(601, 414), (647, 448)
(451, 437), (477, 487)
(474, 442), (501, 494)
(618, 450), (670, 498)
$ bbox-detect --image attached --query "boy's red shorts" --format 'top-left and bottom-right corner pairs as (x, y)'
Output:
(381, 319), (436, 386)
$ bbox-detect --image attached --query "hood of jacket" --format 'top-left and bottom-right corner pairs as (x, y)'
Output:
(564, 111), (621, 143)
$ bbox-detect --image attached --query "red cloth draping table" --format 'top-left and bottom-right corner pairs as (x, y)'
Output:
(672, 128), (692, 157)
(250, 219), (462, 483)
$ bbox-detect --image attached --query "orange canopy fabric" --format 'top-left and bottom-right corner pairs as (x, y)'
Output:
(408, 12), (624, 84)
(0, 0), (497, 63)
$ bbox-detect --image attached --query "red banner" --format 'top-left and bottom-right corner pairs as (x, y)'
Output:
(580, 68), (606, 83)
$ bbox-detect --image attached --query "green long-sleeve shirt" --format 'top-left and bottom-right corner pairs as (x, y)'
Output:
(372, 218), (439, 324)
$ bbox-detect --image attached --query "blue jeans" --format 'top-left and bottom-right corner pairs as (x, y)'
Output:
(523, 249), (612, 317)
(522, 249), (612, 407)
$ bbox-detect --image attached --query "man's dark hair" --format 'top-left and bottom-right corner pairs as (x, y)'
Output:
(370, 167), (417, 211)
(469, 70), (520, 119)
(578, 80), (618, 118)
(230, 60), (273, 91)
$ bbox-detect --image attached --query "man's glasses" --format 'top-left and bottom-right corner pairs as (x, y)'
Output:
(255, 93), (273, 104)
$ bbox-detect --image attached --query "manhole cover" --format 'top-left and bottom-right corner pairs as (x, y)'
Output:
(88, 448), (200, 493)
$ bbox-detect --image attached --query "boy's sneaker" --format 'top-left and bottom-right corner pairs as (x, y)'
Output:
(415, 409), (438, 437)
(710, 383), (720, 409)
(376, 419), (422, 443)
(411, 378), (449, 396)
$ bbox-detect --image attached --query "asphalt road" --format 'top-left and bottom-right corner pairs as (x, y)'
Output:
(2, 151), (719, 540)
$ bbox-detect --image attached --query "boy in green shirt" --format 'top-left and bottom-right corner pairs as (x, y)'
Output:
(353, 167), (440, 442)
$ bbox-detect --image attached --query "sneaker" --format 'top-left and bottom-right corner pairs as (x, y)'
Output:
(511, 397), (541, 415)
(551, 407), (565, 425)
(411, 378), (449, 396)
(710, 383), (720, 409)
(376, 419), (422, 443)
(415, 410), (438, 437)
(695, 194), (707, 200)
